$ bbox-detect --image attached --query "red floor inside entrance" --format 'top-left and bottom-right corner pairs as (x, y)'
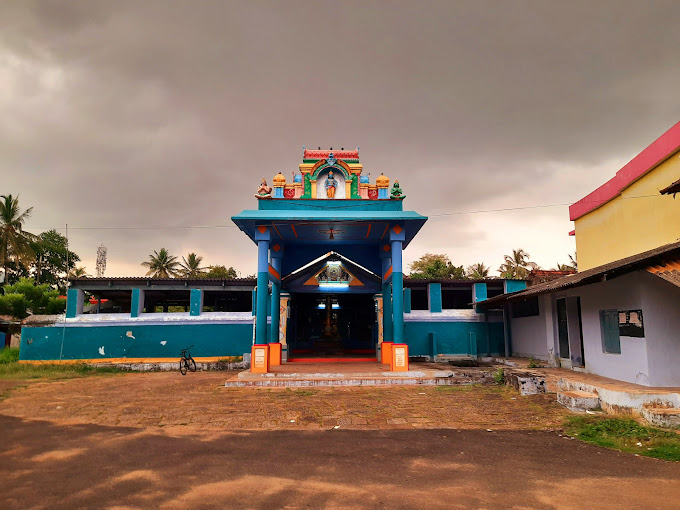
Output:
(287, 357), (377, 363)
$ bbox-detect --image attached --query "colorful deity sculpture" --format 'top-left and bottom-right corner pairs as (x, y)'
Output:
(390, 180), (405, 199)
(255, 177), (272, 198)
(325, 171), (338, 199)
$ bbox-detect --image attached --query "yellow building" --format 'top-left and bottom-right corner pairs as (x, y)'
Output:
(570, 121), (680, 270)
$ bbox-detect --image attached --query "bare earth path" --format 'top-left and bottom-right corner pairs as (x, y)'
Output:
(1, 372), (679, 509)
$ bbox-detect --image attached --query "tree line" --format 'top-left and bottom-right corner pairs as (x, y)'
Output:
(408, 249), (576, 280)
(141, 249), (245, 279)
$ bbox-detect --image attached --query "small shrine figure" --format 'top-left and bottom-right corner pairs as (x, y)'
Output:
(390, 180), (405, 199)
(255, 177), (272, 198)
(325, 171), (338, 199)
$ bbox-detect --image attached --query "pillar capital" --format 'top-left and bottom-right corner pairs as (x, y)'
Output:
(254, 226), (271, 241)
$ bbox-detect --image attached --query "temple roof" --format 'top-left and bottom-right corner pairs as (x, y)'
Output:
(303, 148), (359, 161)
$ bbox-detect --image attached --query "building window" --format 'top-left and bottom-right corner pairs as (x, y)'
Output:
(618, 310), (644, 338)
(511, 297), (539, 318)
(600, 309), (621, 354)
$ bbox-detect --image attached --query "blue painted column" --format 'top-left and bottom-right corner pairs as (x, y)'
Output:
(391, 240), (404, 343)
(381, 249), (393, 344)
(403, 288), (411, 314)
(269, 246), (283, 344)
(255, 228), (271, 344)
(66, 288), (84, 318)
(189, 289), (203, 316)
(130, 288), (145, 318)
(390, 225), (406, 344)
(473, 282), (487, 313)
(428, 283), (442, 313)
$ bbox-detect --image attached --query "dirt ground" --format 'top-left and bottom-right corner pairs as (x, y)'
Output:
(1, 372), (679, 509)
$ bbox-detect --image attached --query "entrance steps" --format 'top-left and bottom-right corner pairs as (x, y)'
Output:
(225, 365), (496, 388)
(556, 389), (600, 412)
(554, 375), (680, 426)
(640, 407), (680, 428)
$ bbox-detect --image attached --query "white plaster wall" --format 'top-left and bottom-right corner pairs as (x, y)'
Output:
(638, 272), (680, 387)
(562, 272), (650, 385)
(316, 171), (346, 199)
(509, 296), (550, 360)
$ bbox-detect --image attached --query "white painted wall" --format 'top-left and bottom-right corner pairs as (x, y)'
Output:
(509, 296), (550, 360)
(561, 272), (650, 385)
(638, 272), (680, 387)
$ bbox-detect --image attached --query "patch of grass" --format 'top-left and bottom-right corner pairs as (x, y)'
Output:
(527, 357), (541, 369)
(0, 361), (122, 381)
(217, 356), (243, 363)
(493, 368), (505, 384)
(0, 347), (20, 364)
(564, 415), (680, 462)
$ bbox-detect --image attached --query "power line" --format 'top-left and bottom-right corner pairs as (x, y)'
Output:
(26, 193), (667, 231)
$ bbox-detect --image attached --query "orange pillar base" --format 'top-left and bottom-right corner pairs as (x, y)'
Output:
(251, 344), (270, 373)
(390, 343), (409, 372)
(269, 342), (282, 366)
(381, 342), (393, 365)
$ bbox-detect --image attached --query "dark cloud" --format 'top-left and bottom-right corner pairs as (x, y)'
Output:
(1, 0), (679, 275)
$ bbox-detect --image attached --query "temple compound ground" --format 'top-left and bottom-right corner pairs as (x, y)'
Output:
(2, 372), (680, 509)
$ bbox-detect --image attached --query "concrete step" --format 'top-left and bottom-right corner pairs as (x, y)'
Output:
(641, 407), (680, 428)
(557, 389), (600, 412)
(225, 377), (494, 388)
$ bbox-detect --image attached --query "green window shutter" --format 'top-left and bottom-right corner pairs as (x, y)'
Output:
(600, 310), (621, 354)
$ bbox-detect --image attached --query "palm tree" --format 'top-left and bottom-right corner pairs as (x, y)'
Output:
(0, 194), (36, 281)
(466, 262), (490, 279)
(498, 249), (539, 279)
(180, 252), (206, 277)
(141, 248), (181, 278)
(69, 266), (89, 278)
(568, 252), (577, 271)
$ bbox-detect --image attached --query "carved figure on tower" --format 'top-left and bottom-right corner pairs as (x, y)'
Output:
(391, 180), (405, 199)
(255, 177), (272, 198)
(325, 171), (338, 199)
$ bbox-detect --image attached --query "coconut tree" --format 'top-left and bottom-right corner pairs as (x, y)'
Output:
(141, 248), (181, 278)
(498, 249), (538, 279)
(0, 194), (36, 282)
(180, 252), (206, 277)
(466, 262), (490, 279)
(69, 266), (89, 278)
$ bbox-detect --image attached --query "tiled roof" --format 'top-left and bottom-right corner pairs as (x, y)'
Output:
(303, 148), (359, 161)
(480, 240), (680, 307)
(647, 259), (680, 287)
(660, 178), (680, 196)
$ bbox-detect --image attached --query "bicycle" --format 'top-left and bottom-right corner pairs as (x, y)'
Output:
(179, 345), (197, 375)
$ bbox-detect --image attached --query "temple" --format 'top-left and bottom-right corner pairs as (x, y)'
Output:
(235, 147), (424, 364)
(18, 147), (512, 368)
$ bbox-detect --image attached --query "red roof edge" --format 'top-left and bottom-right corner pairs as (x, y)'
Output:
(569, 121), (680, 221)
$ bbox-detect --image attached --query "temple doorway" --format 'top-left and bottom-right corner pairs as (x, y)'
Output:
(287, 293), (376, 359)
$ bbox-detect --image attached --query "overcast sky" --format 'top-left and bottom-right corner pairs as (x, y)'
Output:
(2, 0), (680, 277)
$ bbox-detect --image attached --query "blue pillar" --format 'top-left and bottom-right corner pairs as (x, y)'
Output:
(403, 288), (411, 314)
(389, 225), (406, 344)
(189, 289), (203, 316)
(391, 239), (404, 343)
(66, 288), (84, 318)
(255, 228), (270, 344)
(427, 283), (442, 313)
(504, 280), (527, 294)
(381, 250), (393, 344)
(269, 248), (283, 343)
(473, 283), (487, 313)
(130, 288), (144, 318)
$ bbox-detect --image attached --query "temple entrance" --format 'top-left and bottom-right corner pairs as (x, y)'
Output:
(288, 293), (376, 359)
